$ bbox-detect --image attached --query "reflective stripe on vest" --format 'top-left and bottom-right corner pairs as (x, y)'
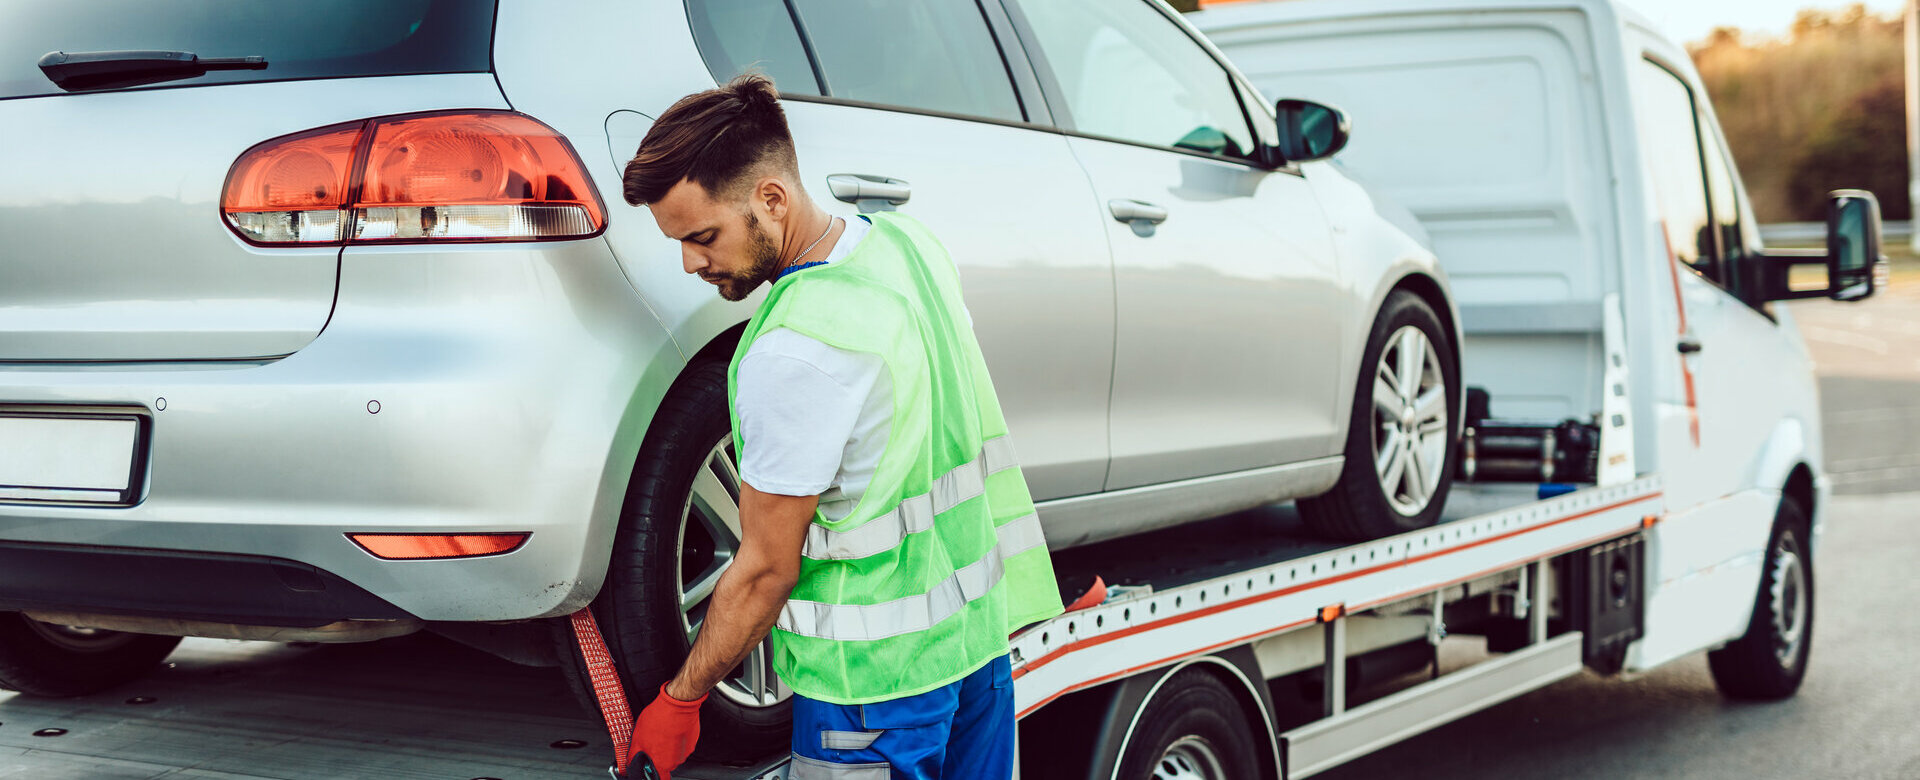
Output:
(801, 435), (1021, 561)
(777, 509), (1048, 641)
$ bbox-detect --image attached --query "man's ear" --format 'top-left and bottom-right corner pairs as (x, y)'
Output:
(754, 176), (791, 223)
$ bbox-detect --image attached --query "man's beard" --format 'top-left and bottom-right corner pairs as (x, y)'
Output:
(710, 212), (782, 302)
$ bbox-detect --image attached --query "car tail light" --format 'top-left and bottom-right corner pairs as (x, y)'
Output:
(222, 111), (606, 246)
(221, 123), (360, 244)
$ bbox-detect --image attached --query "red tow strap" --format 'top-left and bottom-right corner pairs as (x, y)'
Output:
(569, 608), (635, 776)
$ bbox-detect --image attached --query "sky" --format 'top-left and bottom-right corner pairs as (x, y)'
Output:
(1618, 0), (1906, 45)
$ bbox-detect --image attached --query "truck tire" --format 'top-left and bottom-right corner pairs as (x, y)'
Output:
(1117, 669), (1261, 780)
(551, 359), (789, 761)
(1708, 499), (1813, 700)
(0, 613), (181, 696)
(1301, 291), (1459, 540)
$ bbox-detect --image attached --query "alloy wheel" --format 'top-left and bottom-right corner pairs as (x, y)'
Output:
(677, 437), (791, 708)
(1371, 325), (1449, 515)
(1154, 736), (1228, 780)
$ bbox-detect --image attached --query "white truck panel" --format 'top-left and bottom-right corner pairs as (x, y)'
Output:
(1202, 8), (1614, 422)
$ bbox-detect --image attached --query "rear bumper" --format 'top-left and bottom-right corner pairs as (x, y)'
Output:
(0, 540), (413, 627)
(0, 239), (683, 623)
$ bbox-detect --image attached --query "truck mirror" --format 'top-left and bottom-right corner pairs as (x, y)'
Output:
(1826, 190), (1885, 302)
(1274, 99), (1350, 163)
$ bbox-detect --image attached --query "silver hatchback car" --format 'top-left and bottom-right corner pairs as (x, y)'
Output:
(0, 0), (1458, 757)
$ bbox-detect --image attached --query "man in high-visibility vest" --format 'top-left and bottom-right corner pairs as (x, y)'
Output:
(618, 74), (1064, 779)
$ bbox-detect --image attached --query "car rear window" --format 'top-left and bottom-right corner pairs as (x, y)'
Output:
(0, 0), (496, 100)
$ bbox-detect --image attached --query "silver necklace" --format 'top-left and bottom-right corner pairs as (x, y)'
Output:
(786, 216), (838, 271)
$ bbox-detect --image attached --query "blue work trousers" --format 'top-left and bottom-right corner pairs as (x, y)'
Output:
(788, 654), (1015, 779)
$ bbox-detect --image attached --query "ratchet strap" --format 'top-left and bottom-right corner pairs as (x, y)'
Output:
(568, 608), (636, 776)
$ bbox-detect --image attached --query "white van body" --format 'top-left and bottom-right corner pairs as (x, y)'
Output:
(1192, 0), (1829, 673)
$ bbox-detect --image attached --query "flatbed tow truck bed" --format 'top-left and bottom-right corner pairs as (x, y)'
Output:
(0, 477), (1663, 779)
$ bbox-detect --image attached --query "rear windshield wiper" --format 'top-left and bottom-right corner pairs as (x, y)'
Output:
(38, 50), (267, 92)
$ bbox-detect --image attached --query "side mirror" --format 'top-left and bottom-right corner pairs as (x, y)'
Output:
(1826, 190), (1885, 302)
(1747, 189), (1890, 305)
(1274, 99), (1350, 163)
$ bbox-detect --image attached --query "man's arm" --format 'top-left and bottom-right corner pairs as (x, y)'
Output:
(663, 483), (816, 702)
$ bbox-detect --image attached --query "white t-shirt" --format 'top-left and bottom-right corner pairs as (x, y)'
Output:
(736, 216), (892, 524)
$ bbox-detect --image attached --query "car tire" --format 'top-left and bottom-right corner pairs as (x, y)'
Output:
(1708, 499), (1813, 700)
(1116, 668), (1262, 780)
(0, 613), (181, 696)
(1301, 290), (1459, 541)
(550, 359), (789, 761)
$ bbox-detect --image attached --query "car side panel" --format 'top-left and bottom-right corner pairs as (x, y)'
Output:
(1300, 160), (1459, 448)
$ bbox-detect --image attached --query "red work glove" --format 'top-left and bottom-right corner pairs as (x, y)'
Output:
(626, 683), (706, 779)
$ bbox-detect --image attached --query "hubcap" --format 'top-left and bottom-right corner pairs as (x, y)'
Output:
(1372, 325), (1448, 516)
(23, 620), (136, 653)
(1769, 536), (1808, 669)
(1154, 736), (1227, 780)
(678, 437), (791, 709)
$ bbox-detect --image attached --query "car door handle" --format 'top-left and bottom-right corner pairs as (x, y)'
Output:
(826, 174), (911, 206)
(1108, 199), (1168, 225)
(1677, 335), (1703, 354)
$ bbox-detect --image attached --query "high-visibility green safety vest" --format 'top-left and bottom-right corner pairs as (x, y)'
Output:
(727, 212), (1064, 705)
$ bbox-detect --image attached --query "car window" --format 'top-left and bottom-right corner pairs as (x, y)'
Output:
(1237, 79), (1279, 155)
(1698, 115), (1745, 263)
(1632, 59), (1721, 283)
(1011, 0), (1255, 159)
(0, 0), (495, 100)
(685, 0), (822, 96)
(788, 0), (1024, 122)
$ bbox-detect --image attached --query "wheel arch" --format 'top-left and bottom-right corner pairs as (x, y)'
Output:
(690, 319), (750, 367)
(1089, 648), (1282, 780)
(1783, 462), (1819, 557)
(1750, 416), (1821, 552)
(1783, 463), (1815, 522)
(1335, 269), (1463, 444)
(1386, 272), (1463, 389)
(570, 317), (749, 613)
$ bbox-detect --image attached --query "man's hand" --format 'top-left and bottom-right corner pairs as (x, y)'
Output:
(626, 683), (706, 778)
(634, 482), (816, 773)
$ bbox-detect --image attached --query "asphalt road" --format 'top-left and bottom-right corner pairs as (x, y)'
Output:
(3, 296), (1918, 779)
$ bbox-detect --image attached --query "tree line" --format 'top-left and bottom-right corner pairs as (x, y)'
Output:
(1692, 4), (1911, 222)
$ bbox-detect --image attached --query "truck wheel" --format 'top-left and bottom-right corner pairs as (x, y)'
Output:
(1708, 499), (1813, 700)
(1117, 669), (1261, 780)
(551, 360), (789, 761)
(0, 613), (181, 696)
(1301, 291), (1459, 540)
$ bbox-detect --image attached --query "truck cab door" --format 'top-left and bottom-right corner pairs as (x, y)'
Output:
(1628, 54), (1798, 669)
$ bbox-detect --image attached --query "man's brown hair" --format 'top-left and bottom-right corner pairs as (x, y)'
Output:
(623, 74), (799, 206)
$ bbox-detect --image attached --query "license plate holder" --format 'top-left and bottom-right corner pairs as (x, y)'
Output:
(0, 409), (149, 505)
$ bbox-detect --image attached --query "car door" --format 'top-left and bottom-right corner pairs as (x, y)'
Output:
(1629, 54), (1792, 667)
(1006, 0), (1346, 490)
(678, 0), (1116, 501)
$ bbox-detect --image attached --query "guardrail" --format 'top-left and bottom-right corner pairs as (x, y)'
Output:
(1761, 221), (1914, 244)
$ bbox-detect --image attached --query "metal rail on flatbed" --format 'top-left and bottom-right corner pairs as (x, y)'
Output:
(1007, 477), (1663, 719)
